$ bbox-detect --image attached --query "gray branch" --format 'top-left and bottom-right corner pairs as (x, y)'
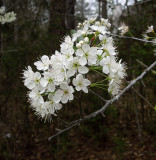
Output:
(49, 60), (156, 141)
(108, 33), (156, 44)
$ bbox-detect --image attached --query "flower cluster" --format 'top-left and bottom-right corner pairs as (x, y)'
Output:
(143, 25), (155, 41)
(23, 17), (126, 121)
(0, 6), (16, 24)
(142, 25), (156, 56)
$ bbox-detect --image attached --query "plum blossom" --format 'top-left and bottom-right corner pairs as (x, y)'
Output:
(118, 22), (129, 35)
(67, 57), (89, 77)
(53, 82), (74, 104)
(0, 6), (16, 24)
(76, 44), (98, 66)
(72, 74), (91, 93)
(23, 16), (127, 121)
(146, 25), (154, 33)
(34, 55), (50, 71)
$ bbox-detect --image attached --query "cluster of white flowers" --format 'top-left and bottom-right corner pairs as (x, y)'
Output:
(118, 22), (129, 35)
(23, 17), (126, 121)
(143, 25), (155, 41)
(0, 6), (16, 24)
(143, 25), (156, 56)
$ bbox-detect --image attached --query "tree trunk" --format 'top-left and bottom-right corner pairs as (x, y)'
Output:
(81, 0), (84, 20)
(49, 0), (66, 35)
(65, 0), (76, 31)
(98, 1), (101, 19)
(102, 1), (107, 18)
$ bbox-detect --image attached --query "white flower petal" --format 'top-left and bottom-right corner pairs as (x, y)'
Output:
(78, 66), (89, 74)
(82, 79), (91, 86)
(102, 65), (109, 74)
(76, 86), (81, 91)
(55, 90), (64, 97)
(79, 56), (87, 65)
(67, 69), (75, 77)
(53, 95), (61, 103)
(60, 82), (68, 90)
(39, 96), (44, 104)
(82, 86), (88, 93)
(54, 103), (62, 110)
(48, 83), (55, 92)
(72, 78), (77, 86)
(34, 61), (44, 70)
(68, 93), (74, 100)
(76, 49), (84, 56)
(40, 78), (48, 87)
(61, 95), (68, 104)
(41, 55), (49, 63)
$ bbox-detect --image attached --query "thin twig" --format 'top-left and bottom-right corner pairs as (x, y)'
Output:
(136, 59), (156, 73)
(132, 87), (154, 109)
(89, 89), (107, 102)
(132, 87), (143, 144)
(48, 123), (78, 141)
(108, 33), (156, 44)
(57, 118), (69, 125)
(48, 60), (156, 141)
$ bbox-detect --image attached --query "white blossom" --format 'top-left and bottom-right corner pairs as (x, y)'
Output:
(72, 74), (91, 93)
(34, 55), (50, 71)
(76, 44), (98, 66)
(118, 22), (129, 35)
(146, 25), (154, 33)
(53, 82), (74, 104)
(0, 7), (16, 24)
(23, 16), (127, 121)
(67, 57), (89, 77)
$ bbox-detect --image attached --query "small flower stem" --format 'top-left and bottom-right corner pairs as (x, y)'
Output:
(92, 83), (108, 86)
(93, 85), (108, 91)
(92, 69), (107, 78)
(95, 78), (109, 83)
(96, 41), (104, 47)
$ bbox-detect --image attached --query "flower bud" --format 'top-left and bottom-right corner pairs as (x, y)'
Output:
(107, 23), (111, 28)
(76, 43), (81, 48)
(84, 37), (89, 43)
(81, 31), (86, 36)
(78, 23), (81, 26)
(79, 40), (84, 45)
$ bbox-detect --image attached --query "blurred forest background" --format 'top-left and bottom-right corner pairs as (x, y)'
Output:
(0, 0), (156, 159)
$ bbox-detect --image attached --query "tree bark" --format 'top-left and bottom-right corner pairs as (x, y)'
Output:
(49, 0), (66, 35)
(65, 0), (76, 31)
(102, 1), (107, 18)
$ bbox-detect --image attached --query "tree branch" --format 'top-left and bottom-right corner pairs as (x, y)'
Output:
(108, 33), (156, 44)
(49, 60), (156, 141)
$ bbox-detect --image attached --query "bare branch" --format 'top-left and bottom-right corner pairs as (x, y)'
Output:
(136, 59), (156, 73)
(108, 33), (156, 44)
(49, 60), (156, 141)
